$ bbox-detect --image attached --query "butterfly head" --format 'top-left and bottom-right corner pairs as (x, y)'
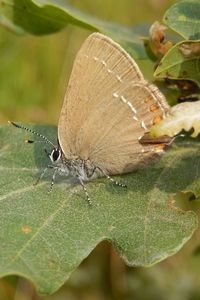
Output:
(48, 147), (62, 164)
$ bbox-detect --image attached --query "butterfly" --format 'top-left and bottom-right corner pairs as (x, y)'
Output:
(11, 33), (171, 204)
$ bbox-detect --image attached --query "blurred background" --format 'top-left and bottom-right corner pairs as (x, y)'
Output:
(1, 0), (200, 299)
(0, 0), (175, 125)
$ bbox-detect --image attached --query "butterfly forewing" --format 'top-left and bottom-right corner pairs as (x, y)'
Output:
(58, 33), (143, 155)
(58, 33), (170, 174)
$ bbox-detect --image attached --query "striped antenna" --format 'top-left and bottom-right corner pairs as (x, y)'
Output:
(9, 121), (56, 148)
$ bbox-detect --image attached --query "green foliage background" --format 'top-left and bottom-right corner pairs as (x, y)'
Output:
(0, 0), (173, 124)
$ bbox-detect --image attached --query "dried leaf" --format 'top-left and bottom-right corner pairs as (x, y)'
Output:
(151, 101), (200, 138)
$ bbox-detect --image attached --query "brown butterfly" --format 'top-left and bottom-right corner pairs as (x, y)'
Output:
(11, 33), (172, 204)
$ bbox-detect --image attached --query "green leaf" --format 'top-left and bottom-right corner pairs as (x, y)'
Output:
(151, 101), (200, 138)
(154, 40), (200, 87)
(164, 0), (200, 39)
(0, 0), (146, 58)
(0, 124), (198, 294)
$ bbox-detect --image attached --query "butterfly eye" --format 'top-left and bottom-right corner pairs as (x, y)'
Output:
(50, 148), (61, 163)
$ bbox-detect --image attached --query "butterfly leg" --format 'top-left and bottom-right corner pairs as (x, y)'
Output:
(97, 167), (127, 188)
(48, 168), (58, 193)
(34, 165), (56, 193)
(104, 173), (127, 188)
(77, 177), (92, 206)
(33, 166), (52, 186)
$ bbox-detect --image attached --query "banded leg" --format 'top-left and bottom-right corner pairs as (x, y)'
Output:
(97, 167), (127, 188)
(33, 165), (53, 186)
(78, 177), (92, 206)
(48, 168), (58, 193)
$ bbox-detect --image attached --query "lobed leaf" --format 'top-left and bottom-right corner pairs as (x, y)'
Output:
(0, 124), (198, 294)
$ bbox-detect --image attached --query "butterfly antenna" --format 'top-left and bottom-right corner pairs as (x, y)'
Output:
(9, 121), (56, 148)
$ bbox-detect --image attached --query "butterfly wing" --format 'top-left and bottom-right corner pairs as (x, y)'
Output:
(58, 33), (170, 175)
